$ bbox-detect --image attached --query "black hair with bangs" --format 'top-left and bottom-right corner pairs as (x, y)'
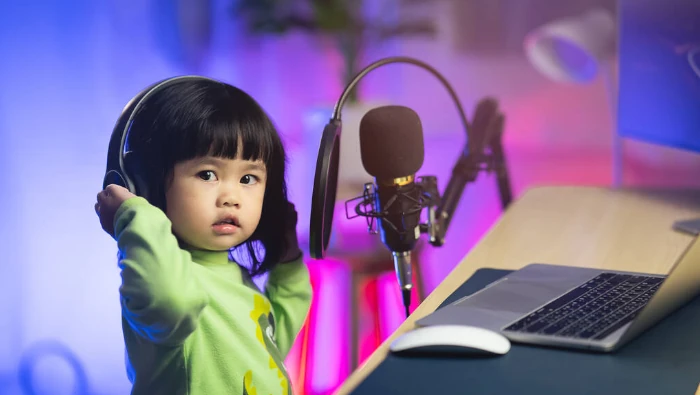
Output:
(125, 78), (289, 276)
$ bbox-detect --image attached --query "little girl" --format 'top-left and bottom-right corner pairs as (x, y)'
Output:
(94, 77), (312, 395)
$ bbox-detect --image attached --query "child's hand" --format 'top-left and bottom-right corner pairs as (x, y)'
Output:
(280, 201), (302, 263)
(95, 184), (137, 238)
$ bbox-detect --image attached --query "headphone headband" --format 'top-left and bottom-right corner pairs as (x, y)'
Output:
(103, 75), (221, 197)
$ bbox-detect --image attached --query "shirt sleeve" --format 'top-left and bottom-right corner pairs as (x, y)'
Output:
(265, 258), (312, 357)
(114, 197), (209, 346)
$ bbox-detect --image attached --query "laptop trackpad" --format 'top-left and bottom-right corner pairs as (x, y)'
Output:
(416, 264), (601, 331)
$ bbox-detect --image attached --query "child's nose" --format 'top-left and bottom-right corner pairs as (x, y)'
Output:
(218, 185), (240, 207)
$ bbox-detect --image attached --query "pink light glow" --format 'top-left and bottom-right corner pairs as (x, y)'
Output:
(376, 272), (405, 342)
(284, 324), (304, 394)
(357, 277), (380, 366)
(305, 258), (351, 394)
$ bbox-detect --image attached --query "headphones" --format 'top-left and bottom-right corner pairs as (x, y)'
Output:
(103, 75), (221, 199)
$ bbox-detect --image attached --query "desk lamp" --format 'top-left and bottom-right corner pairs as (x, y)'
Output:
(523, 8), (620, 186)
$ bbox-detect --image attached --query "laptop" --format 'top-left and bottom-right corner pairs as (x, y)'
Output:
(416, 235), (700, 352)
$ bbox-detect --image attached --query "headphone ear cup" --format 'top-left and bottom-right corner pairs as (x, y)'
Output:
(123, 152), (149, 199)
(103, 169), (129, 190)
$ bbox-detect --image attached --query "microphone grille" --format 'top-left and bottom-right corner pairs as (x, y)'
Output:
(359, 106), (424, 180)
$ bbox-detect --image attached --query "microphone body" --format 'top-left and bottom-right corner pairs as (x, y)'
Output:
(373, 179), (423, 314)
(352, 100), (511, 317)
(360, 106), (425, 317)
(375, 180), (421, 253)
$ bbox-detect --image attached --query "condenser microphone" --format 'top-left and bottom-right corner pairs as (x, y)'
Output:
(359, 105), (425, 317)
(310, 56), (512, 323)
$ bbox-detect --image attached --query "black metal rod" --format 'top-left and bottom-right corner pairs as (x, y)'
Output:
(489, 115), (513, 210)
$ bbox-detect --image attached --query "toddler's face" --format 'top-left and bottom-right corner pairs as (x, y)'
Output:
(165, 155), (266, 252)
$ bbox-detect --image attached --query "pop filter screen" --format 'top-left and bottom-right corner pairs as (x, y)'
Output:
(309, 120), (341, 259)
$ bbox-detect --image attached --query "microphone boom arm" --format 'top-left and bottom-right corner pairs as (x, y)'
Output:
(429, 104), (512, 247)
(332, 57), (471, 136)
(430, 152), (481, 246)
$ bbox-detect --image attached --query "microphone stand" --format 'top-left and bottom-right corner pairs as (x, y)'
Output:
(490, 114), (513, 211)
(334, 56), (513, 318)
(429, 100), (512, 247)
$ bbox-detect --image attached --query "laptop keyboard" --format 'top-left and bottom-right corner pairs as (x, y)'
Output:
(503, 273), (664, 340)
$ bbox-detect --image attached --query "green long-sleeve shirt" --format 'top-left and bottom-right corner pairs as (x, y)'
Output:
(114, 197), (312, 395)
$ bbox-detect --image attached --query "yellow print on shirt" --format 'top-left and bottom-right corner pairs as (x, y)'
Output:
(242, 294), (291, 395)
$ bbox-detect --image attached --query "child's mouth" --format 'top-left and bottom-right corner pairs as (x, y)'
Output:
(213, 219), (239, 234)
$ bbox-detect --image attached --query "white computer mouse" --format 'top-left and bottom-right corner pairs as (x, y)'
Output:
(389, 325), (511, 356)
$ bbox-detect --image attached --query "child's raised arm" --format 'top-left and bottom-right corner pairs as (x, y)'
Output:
(264, 203), (312, 357)
(265, 259), (312, 357)
(112, 194), (209, 346)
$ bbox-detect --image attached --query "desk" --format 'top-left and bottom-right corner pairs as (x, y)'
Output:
(334, 186), (700, 395)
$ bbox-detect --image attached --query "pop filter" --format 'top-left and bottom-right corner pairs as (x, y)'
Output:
(309, 120), (341, 259)
(308, 56), (471, 259)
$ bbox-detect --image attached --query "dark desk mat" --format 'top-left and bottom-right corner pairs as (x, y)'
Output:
(351, 269), (700, 395)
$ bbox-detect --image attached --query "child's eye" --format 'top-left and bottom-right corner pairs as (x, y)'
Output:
(197, 170), (217, 181)
(240, 174), (259, 185)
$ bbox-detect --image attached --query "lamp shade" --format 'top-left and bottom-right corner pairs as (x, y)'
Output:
(524, 9), (615, 83)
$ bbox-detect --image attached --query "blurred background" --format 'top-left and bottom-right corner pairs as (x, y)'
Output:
(1, 0), (700, 394)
